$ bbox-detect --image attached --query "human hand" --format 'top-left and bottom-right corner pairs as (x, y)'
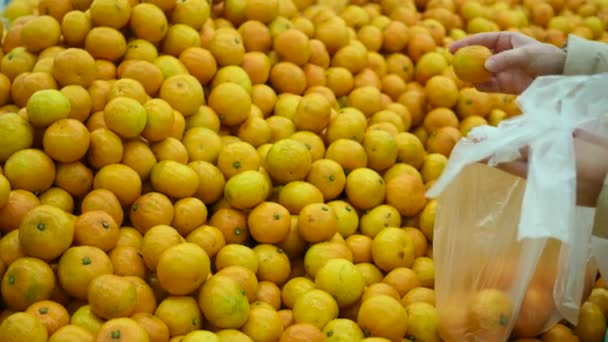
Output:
(494, 126), (608, 207)
(449, 31), (567, 95)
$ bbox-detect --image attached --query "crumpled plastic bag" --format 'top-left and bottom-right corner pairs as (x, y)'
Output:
(426, 73), (608, 341)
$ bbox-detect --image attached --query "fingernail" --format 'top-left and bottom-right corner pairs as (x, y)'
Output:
(485, 57), (497, 72)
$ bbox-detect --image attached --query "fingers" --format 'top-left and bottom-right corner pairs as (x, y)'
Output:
(449, 31), (535, 54)
(476, 77), (501, 93)
(485, 47), (531, 73)
(449, 32), (503, 53)
(475, 71), (532, 95)
(497, 71), (534, 94)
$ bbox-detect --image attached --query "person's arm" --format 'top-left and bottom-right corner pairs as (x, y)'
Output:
(563, 34), (608, 75)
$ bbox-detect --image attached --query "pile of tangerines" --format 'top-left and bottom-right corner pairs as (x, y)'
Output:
(0, 0), (607, 341)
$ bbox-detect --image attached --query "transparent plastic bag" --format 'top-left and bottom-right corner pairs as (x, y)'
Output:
(426, 74), (608, 341)
(430, 163), (596, 341)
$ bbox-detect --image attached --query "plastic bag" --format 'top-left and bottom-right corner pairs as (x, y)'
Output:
(426, 73), (608, 341)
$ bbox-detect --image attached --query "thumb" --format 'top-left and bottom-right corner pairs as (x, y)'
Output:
(485, 47), (530, 73)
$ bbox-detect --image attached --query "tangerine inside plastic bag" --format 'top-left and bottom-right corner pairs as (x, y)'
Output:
(432, 163), (596, 341)
(427, 74), (608, 341)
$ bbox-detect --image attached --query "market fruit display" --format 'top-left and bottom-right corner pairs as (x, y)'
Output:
(0, 0), (607, 341)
